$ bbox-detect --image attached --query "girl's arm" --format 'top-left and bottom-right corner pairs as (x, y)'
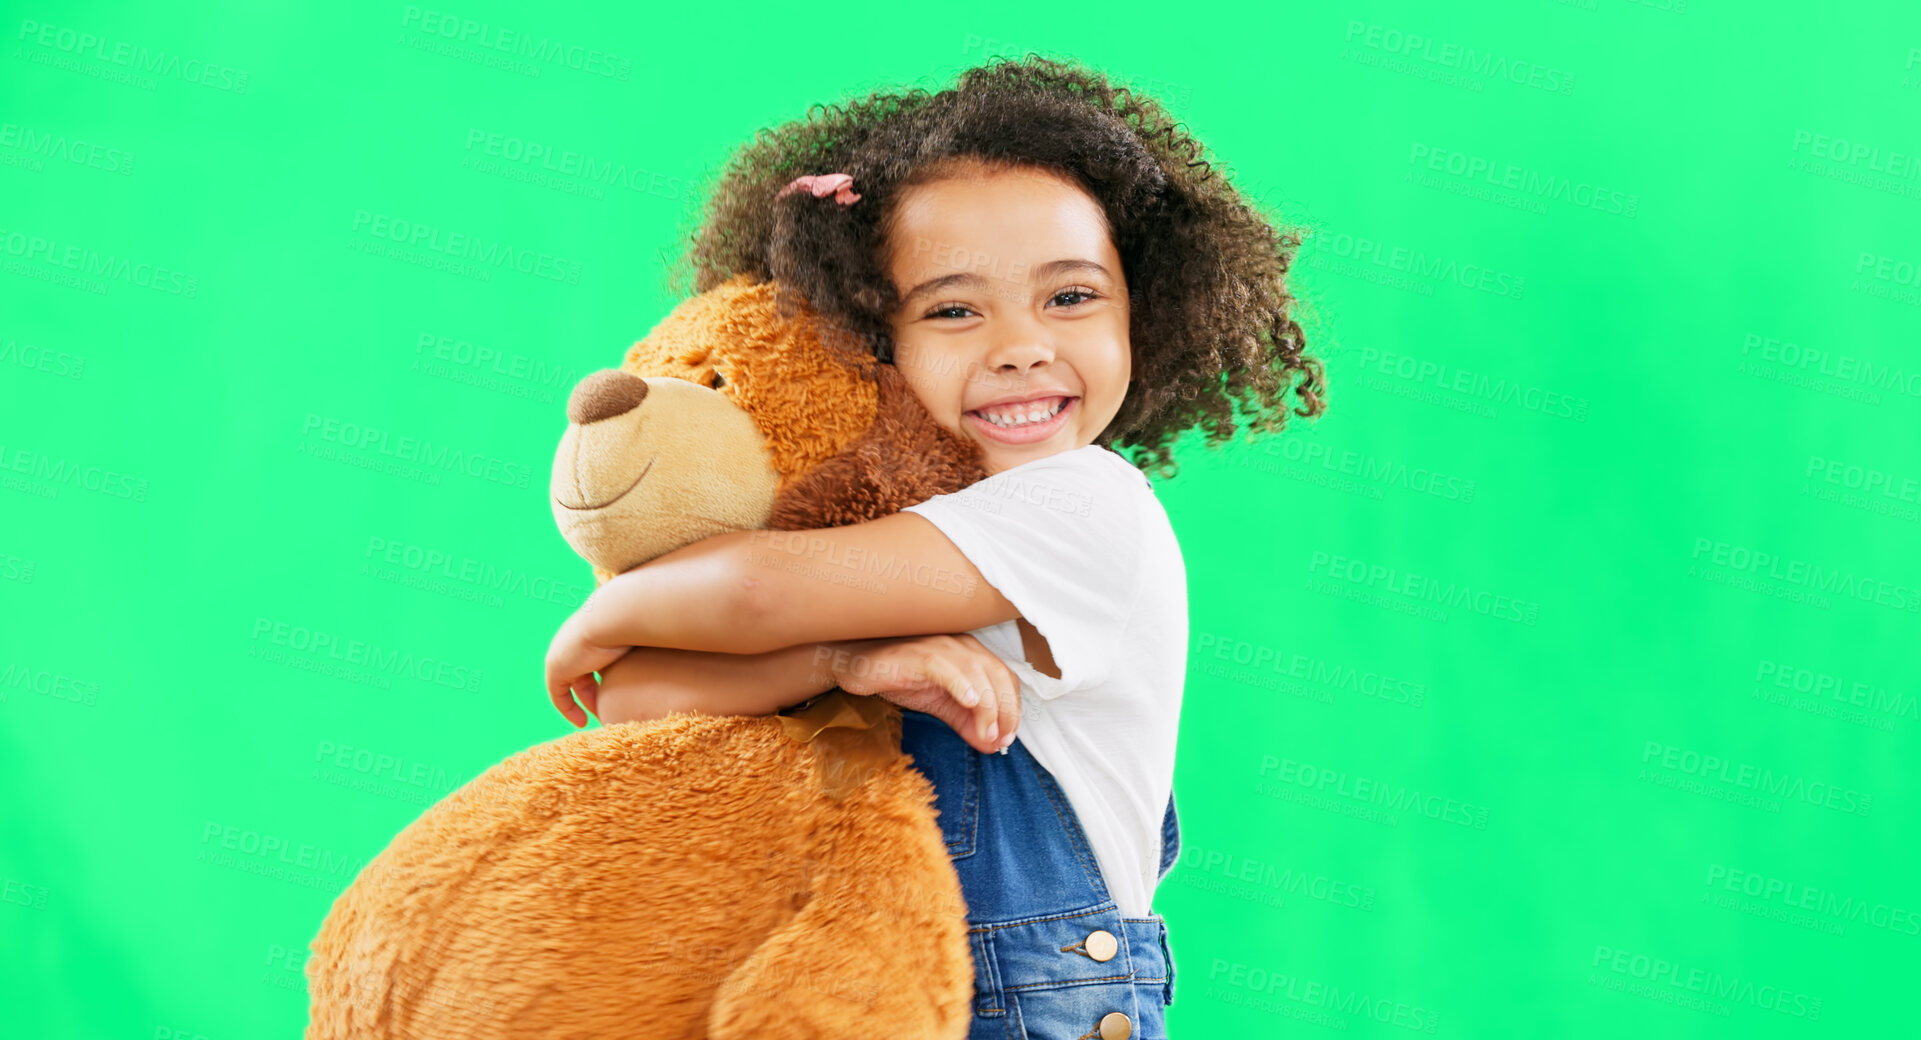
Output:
(543, 514), (1034, 725)
(572, 514), (1019, 655)
(590, 642), (841, 722)
(585, 637), (1022, 753)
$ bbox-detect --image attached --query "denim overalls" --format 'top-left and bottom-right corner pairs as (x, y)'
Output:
(898, 709), (1179, 1040)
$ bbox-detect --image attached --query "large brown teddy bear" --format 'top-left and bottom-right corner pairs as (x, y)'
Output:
(305, 274), (990, 1039)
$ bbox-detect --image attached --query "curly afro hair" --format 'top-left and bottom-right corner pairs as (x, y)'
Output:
(670, 54), (1326, 477)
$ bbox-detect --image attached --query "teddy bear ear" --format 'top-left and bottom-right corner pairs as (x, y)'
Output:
(767, 363), (988, 530)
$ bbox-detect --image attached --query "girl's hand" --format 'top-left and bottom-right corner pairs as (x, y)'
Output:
(827, 635), (1021, 755)
(545, 610), (633, 728)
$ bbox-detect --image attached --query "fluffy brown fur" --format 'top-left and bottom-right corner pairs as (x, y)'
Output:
(306, 276), (986, 1040)
(768, 360), (988, 531)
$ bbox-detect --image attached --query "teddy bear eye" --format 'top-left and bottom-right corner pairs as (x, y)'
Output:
(709, 372), (726, 389)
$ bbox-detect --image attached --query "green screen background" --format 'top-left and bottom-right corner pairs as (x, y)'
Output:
(3, 1), (1915, 1036)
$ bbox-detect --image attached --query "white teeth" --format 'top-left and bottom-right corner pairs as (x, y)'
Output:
(979, 397), (1065, 427)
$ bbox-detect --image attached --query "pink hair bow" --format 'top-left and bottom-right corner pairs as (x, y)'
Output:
(777, 172), (861, 206)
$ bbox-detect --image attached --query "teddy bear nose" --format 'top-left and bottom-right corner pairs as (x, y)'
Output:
(567, 370), (650, 424)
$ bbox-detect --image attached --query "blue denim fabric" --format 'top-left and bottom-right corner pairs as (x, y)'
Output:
(900, 709), (1179, 1040)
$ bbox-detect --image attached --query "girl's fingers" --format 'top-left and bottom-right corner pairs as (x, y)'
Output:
(946, 633), (1017, 749)
(925, 655), (995, 753)
(553, 674), (596, 729)
(948, 656), (994, 746)
(549, 679), (581, 727)
(986, 661), (1019, 749)
(964, 661), (1001, 744)
(923, 655), (970, 711)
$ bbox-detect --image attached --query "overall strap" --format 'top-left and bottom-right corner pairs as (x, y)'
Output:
(899, 710), (1179, 1022)
(1158, 788), (1181, 881)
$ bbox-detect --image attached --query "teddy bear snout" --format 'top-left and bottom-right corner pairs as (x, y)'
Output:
(567, 369), (650, 424)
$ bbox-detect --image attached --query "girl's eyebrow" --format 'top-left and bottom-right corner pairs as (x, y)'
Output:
(900, 258), (1113, 307)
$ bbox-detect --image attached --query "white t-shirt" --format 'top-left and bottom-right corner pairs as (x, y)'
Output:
(901, 444), (1188, 918)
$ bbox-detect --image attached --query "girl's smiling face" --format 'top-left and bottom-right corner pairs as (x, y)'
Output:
(884, 163), (1132, 476)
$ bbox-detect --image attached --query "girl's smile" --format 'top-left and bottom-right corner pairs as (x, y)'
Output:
(966, 393), (1077, 445)
(884, 161), (1132, 474)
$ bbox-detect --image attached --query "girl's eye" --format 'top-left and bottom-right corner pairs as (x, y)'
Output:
(924, 287), (1100, 320)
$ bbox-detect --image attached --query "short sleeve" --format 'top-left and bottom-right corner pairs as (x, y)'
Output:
(901, 447), (1146, 696)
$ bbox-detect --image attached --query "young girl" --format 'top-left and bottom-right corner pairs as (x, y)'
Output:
(544, 55), (1323, 1039)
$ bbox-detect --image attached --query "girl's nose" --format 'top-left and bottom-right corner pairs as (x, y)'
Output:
(983, 335), (1056, 374)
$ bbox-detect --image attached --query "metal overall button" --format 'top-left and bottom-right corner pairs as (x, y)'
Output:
(1063, 928), (1118, 962)
(1073, 1011), (1133, 1040)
